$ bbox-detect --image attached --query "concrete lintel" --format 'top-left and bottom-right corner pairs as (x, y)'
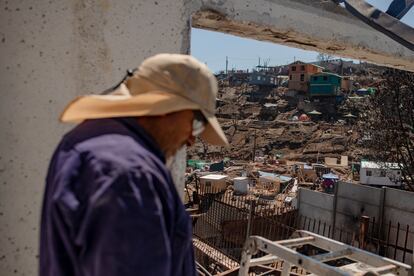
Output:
(192, 0), (414, 71)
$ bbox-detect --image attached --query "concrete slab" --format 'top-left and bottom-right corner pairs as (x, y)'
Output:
(192, 0), (414, 72)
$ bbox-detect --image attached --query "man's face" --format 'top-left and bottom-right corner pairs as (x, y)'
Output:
(156, 110), (196, 158)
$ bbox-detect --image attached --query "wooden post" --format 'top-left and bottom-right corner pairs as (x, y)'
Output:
(378, 187), (386, 255)
(252, 129), (257, 161)
(359, 216), (370, 249)
(246, 200), (256, 241)
(331, 181), (339, 239)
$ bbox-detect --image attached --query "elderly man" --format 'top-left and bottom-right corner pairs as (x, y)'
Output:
(40, 54), (228, 276)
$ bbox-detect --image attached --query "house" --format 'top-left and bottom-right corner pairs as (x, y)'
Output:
(288, 61), (323, 92)
(359, 161), (402, 187)
(228, 69), (250, 86)
(341, 76), (353, 92)
(325, 156), (348, 168)
(249, 71), (278, 87)
(309, 72), (342, 97)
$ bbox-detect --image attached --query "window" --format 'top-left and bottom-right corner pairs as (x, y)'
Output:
(257, 76), (261, 80)
(366, 170), (372, 176)
(380, 170), (386, 177)
(301, 65), (305, 71)
(292, 66), (296, 71)
(323, 76), (328, 81)
(313, 76), (318, 81)
(205, 181), (211, 187)
(289, 75), (292, 80)
(300, 74), (304, 81)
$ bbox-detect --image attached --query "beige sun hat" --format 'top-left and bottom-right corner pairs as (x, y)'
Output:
(60, 53), (228, 146)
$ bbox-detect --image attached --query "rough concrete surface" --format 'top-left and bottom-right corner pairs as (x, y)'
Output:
(192, 0), (414, 72)
(0, 0), (412, 275)
(0, 1), (189, 275)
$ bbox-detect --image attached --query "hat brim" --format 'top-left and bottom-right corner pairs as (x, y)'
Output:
(60, 90), (228, 146)
(200, 111), (229, 146)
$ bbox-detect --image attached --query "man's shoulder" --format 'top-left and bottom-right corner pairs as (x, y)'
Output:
(80, 135), (163, 172)
(58, 121), (167, 178)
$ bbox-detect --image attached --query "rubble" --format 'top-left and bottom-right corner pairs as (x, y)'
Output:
(189, 82), (365, 166)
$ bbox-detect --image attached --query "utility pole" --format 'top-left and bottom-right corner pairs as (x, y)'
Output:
(258, 57), (261, 67)
(225, 56), (228, 75)
(252, 129), (257, 161)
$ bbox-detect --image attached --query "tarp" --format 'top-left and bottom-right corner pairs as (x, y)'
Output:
(344, 113), (357, 118)
(303, 164), (313, 170)
(258, 171), (292, 183)
(367, 87), (376, 95)
(187, 159), (209, 170)
(322, 173), (339, 180)
(299, 114), (310, 121)
(308, 110), (322, 115)
(209, 161), (224, 172)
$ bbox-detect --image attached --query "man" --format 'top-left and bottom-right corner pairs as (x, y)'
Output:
(40, 54), (228, 276)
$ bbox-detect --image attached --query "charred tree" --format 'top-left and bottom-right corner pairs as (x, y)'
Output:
(361, 70), (414, 190)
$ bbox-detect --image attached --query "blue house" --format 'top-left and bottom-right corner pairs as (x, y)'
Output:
(249, 71), (277, 87)
(309, 72), (342, 97)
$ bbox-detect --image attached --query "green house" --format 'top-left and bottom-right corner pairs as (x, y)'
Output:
(309, 72), (342, 96)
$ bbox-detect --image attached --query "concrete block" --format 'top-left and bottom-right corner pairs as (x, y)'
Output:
(336, 197), (380, 221)
(299, 188), (334, 210)
(384, 188), (414, 214)
(337, 182), (382, 205)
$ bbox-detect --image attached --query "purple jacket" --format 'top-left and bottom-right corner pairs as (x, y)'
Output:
(40, 118), (195, 276)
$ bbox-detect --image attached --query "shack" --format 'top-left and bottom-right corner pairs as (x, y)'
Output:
(359, 161), (402, 187)
(309, 72), (342, 97)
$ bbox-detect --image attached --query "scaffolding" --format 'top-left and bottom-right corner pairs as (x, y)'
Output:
(239, 230), (413, 276)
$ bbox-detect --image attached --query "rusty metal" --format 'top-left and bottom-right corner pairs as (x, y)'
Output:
(359, 215), (370, 249)
(394, 222), (401, 260)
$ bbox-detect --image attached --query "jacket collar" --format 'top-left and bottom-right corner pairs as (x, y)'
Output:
(115, 117), (166, 163)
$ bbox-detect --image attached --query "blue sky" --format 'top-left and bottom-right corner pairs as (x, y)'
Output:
(191, 0), (414, 73)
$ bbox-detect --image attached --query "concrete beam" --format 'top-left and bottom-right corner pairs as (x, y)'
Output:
(191, 0), (414, 71)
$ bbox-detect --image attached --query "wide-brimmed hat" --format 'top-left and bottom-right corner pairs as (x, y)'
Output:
(60, 53), (228, 146)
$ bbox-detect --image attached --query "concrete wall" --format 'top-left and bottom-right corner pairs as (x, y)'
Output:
(2, 0), (414, 275)
(299, 182), (414, 230)
(298, 182), (414, 263)
(334, 182), (383, 232)
(298, 188), (334, 226)
(0, 1), (190, 275)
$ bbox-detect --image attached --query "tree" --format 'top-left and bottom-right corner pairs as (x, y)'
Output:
(361, 70), (414, 190)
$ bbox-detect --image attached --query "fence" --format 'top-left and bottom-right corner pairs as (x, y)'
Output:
(193, 191), (413, 274)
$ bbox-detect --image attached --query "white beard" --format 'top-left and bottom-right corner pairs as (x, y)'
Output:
(166, 146), (187, 201)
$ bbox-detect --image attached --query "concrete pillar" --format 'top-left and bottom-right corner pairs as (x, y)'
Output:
(0, 1), (190, 275)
